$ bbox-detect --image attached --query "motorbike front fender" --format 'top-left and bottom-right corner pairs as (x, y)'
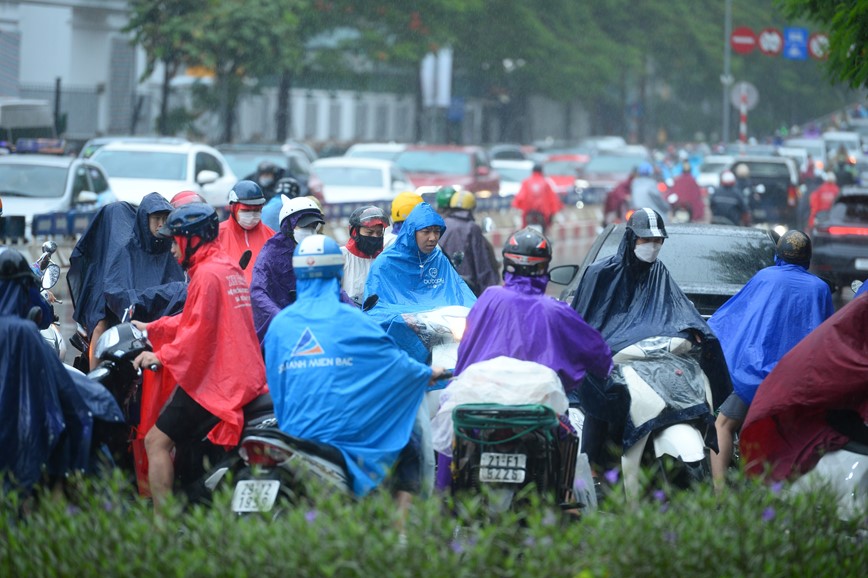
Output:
(653, 423), (706, 463)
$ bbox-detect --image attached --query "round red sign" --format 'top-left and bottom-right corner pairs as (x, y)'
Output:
(809, 32), (829, 60)
(758, 28), (783, 56)
(731, 26), (757, 54)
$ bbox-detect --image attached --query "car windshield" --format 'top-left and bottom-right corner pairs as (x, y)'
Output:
(830, 196), (868, 222)
(346, 149), (402, 161)
(221, 152), (286, 179)
(737, 162), (791, 179)
(315, 166), (385, 187)
(699, 162), (729, 174)
(0, 163), (67, 198)
(592, 228), (775, 287)
(583, 155), (646, 174)
(497, 166), (533, 182)
(544, 160), (584, 176)
(825, 139), (860, 154)
(92, 150), (187, 180)
(396, 150), (472, 175)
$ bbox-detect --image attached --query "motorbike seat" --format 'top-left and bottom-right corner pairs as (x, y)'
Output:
(252, 427), (347, 470)
(243, 392), (274, 421)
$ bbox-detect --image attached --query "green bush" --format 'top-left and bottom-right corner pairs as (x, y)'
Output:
(1, 471), (865, 578)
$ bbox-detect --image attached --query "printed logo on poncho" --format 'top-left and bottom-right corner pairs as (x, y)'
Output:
(290, 327), (325, 356)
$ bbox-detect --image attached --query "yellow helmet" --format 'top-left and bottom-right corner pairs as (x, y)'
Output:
(391, 191), (424, 223)
(449, 189), (477, 211)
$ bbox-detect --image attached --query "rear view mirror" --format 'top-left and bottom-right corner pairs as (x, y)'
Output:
(852, 280), (864, 295)
(548, 264), (579, 286)
(77, 190), (98, 204)
(363, 294), (379, 312)
(42, 262), (60, 290)
(196, 170), (219, 185)
(481, 217), (495, 233)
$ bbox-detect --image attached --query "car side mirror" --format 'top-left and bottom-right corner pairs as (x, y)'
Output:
(42, 262), (60, 290)
(548, 264), (579, 286)
(851, 280), (864, 295)
(481, 216), (495, 233)
(363, 294), (379, 312)
(196, 170), (219, 185)
(77, 190), (98, 204)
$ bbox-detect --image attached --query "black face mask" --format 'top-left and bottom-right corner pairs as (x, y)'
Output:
(355, 234), (384, 256)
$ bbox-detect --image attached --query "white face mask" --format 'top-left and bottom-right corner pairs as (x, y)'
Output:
(294, 227), (317, 242)
(236, 210), (261, 230)
(634, 240), (663, 263)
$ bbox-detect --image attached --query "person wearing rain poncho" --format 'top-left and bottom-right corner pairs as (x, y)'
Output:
(1, 248), (122, 494)
(572, 208), (732, 470)
(364, 202), (476, 362)
(707, 230), (833, 490)
(264, 235), (443, 498)
(67, 193), (187, 369)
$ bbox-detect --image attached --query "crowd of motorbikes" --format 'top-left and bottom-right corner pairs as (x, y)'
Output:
(24, 239), (866, 522)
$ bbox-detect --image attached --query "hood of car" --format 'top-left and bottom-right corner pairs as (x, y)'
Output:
(406, 173), (474, 188)
(0, 194), (67, 219)
(107, 177), (192, 205)
(321, 184), (398, 204)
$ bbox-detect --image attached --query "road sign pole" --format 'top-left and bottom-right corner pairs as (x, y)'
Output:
(739, 86), (748, 143)
(722, 0), (732, 144)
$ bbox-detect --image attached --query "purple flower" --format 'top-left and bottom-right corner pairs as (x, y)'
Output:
(523, 536), (536, 548)
(604, 468), (620, 485)
(653, 490), (667, 502)
(770, 481), (784, 495)
(66, 505), (81, 516)
(305, 509), (318, 523)
(450, 539), (464, 554)
(664, 531), (677, 544)
(762, 507), (776, 522)
(103, 500), (114, 512)
(575, 478), (587, 492)
(542, 510), (557, 527)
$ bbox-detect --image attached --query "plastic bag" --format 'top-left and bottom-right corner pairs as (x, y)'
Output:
(431, 356), (568, 456)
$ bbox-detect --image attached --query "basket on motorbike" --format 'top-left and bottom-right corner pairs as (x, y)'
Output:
(450, 403), (578, 509)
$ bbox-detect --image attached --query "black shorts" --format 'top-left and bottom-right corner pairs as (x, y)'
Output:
(391, 434), (422, 494)
(719, 392), (749, 422)
(155, 386), (219, 444)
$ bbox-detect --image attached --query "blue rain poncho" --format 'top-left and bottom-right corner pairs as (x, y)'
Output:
(263, 275), (432, 497)
(708, 258), (833, 405)
(364, 203), (476, 361)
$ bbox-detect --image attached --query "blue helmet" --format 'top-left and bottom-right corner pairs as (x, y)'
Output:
(292, 235), (344, 280)
(637, 161), (654, 176)
(157, 202), (219, 242)
(228, 180), (266, 206)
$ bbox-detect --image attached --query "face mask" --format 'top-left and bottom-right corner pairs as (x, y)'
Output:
(236, 210), (261, 230)
(634, 241), (663, 263)
(258, 176), (274, 188)
(355, 234), (384, 257)
(294, 227), (317, 243)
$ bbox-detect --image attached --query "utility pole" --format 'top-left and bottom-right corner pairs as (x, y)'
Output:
(721, 0), (733, 144)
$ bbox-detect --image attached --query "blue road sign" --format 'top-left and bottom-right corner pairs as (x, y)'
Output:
(783, 27), (808, 61)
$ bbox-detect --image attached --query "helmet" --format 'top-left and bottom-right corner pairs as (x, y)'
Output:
(734, 163), (750, 179)
(0, 247), (38, 285)
(293, 235), (345, 280)
(502, 228), (552, 277)
(275, 177), (301, 200)
(627, 208), (668, 239)
(349, 206), (389, 232)
(719, 170), (736, 186)
(681, 161), (692, 174)
(391, 191), (424, 223)
(228, 180), (266, 206)
(171, 190), (205, 208)
(449, 190), (477, 211)
(532, 163), (544, 173)
(435, 186), (458, 209)
(279, 195), (324, 228)
(637, 162), (654, 176)
(776, 230), (812, 265)
(157, 202), (219, 242)
(257, 161), (279, 175)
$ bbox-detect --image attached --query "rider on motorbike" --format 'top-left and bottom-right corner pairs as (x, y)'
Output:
(513, 163), (563, 232)
(263, 234), (444, 498)
(260, 177), (303, 232)
(217, 180), (275, 284)
(708, 230), (834, 490)
(341, 206), (390, 306)
(439, 190), (500, 296)
(710, 170), (751, 226)
(250, 196), (326, 341)
(131, 203), (268, 512)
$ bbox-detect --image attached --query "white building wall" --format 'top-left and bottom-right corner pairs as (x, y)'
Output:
(18, 4), (72, 84)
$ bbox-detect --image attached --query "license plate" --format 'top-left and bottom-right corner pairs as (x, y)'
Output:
(231, 480), (280, 512)
(856, 258), (868, 270)
(478, 452), (527, 484)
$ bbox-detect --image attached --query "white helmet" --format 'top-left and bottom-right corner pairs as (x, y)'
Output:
(279, 195), (324, 228)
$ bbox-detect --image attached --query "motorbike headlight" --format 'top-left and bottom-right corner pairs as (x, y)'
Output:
(87, 365), (111, 382)
(93, 326), (121, 361)
(444, 316), (467, 341)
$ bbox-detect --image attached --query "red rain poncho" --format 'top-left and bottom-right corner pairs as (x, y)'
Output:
(217, 207), (275, 284)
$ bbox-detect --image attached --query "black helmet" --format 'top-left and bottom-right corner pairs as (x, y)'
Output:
(257, 161), (279, 175)
(776, 229), (812, 266)
(275, 177), (301, 200)
(349, 206), (390, 233)
(157, 202), (219, 242)
(228, 180), (266, 206)
(502, 227), (552, 277)
(627, 208), (668, 239)
(0, 247), (38, 286)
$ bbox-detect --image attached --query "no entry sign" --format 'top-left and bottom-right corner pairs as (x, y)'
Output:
(731, 26), (757, 54)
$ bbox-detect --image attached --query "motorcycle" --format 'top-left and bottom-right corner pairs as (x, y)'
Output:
(31, 240), (66, 360)
(86, 320), (275, 504)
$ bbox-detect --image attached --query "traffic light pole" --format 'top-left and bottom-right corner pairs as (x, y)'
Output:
(721, 0), (733, 144)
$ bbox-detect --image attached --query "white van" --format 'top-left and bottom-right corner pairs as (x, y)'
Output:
(822, 131), (862, 164)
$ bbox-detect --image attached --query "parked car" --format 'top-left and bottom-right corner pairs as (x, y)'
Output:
(77, 136), (189, 159)
(727, 156), (800, 228)
(394, 145), (500, 197)
(697, 154), (735, 189)
(344, 142), (408, 161)
(550, 223), (779, 317)
(491, 159), (534, 197)
(575, 151), (651, 205)
(488, 143), (533, 161)
(0, 154), (114, 238)
(216, 143), (317, 197)
(90, 141), (236, 207)
(810, 186), (868, 289)
(310, 157), (414, 204)
(542, 153), (590, 201)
